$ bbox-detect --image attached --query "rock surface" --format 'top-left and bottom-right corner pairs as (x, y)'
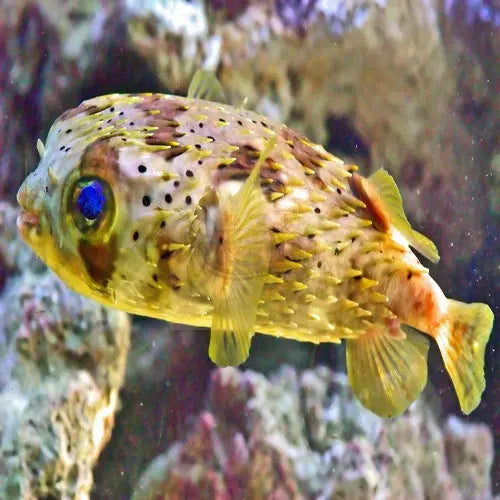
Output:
(131, 366), (494, 499)
(0, 203), (130, 499)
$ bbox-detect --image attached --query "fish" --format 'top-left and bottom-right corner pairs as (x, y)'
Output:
(17, 70), (494, 418)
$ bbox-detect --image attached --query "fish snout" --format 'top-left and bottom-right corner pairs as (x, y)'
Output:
(17, 181), (44, 239)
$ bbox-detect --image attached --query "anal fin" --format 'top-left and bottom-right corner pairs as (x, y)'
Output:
(346, 324), (429, 417)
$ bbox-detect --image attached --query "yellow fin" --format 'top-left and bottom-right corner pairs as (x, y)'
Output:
(346, 325), (429, 417)
(208, 136), (276, 366)
(368, 169), (439, 263)
(434, 300), (493, 414)
(187, 69), (225, 102)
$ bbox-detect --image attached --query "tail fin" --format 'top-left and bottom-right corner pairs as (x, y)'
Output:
(434, 300), (493, 414)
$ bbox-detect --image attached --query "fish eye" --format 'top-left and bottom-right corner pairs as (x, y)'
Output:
(77, 181), (105, 220)
(69, 176), (115, 235)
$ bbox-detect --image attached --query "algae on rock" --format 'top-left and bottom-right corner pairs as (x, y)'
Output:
(0, 202), (130, 499)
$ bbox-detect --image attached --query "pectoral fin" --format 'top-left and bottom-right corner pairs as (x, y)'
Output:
(209, 136), (277, 366)
(346, 324), (429, 418)
(187, 69), (225, 102)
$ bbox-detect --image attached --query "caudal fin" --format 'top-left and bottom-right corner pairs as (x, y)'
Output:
(434, 300), (493, 414)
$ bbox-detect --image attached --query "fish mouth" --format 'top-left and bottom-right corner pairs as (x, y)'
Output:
(17, 210), (40, 240)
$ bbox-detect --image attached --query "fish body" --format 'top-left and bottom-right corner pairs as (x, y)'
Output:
(17, 76), (493, 418)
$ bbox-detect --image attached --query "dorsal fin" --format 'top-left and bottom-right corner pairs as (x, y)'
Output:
(187, 69), (225, 102)
(351, 169), (439, 263)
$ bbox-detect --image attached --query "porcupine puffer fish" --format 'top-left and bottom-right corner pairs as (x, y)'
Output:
(17, 71), (493, 418)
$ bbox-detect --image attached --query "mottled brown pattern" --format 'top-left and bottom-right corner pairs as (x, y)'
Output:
(350, 173), (390, 232)
(57, 102), (110, 122)
(217, 144), (285, 190)
(136, 95), (186, 125)
(78, 138), (121, 184)
(280, 126), (330, 172)
(78, 235), (117, 288)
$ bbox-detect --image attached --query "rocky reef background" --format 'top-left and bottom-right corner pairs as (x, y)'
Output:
(0, 0), (497, 498)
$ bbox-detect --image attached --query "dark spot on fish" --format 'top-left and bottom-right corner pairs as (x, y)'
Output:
(251, 120), (257, 124)
(407, 271), (413, 280)
(198, 160), (203, 165)
(271, 227), (280, 232)
(260, 121), (268, 127)
(165, 193), (172, 203)
(78, 236), (117, 288)
(160, 220), (166, 228)
(138, 165), (147, 173)
(195, 144), (201, 149)
(59, 146), (65, 151)
(219, 118), (226, 123)
(219, 236), (223, 244)
(354, 275), (362, 280)
(45, 186), (48, 193)
(207, 135), (215, 141)
(307, 234), (315, 239)
(66, 129), (72, 134)
(97, 127), (102, 131)
(110, 107), (115, 112)
(317, 261), (322, 268)
(334, 248), (340, 255)
(217, 163), (226, 169)
(129, 122), (135, 126)
(119, 111), (124, 116)
(174, 181), (180, 187)
(237, 120), (243, 126)
(65, 147), (71, 152)
(337, 188), (342, 195)
(142, 195), (151, 207)
(343, 213), (349, 217)
(186, 170), (194, 177)
(161, 250), (173, 259)
(107, 119), (112, 124)
(199, 122), (204, 128)
(152, 273), (158, 282)
(185, 195), (192, 205)
(121, 138), (127, 142)
(314, 207), (321, 213)
(133, 231), (139, 241)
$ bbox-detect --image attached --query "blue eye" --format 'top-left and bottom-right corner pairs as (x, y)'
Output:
(77, 181), (106, 220)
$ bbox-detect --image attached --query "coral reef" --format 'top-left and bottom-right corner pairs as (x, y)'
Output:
(0, 202), (130, 499)
(131, 366), (494, 499)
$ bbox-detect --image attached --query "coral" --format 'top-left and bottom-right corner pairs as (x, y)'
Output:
(131, 366), (494, 499)
(0, 202), (130, 499)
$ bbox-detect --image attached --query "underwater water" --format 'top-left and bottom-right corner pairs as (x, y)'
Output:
(0, 0), (497, 498)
